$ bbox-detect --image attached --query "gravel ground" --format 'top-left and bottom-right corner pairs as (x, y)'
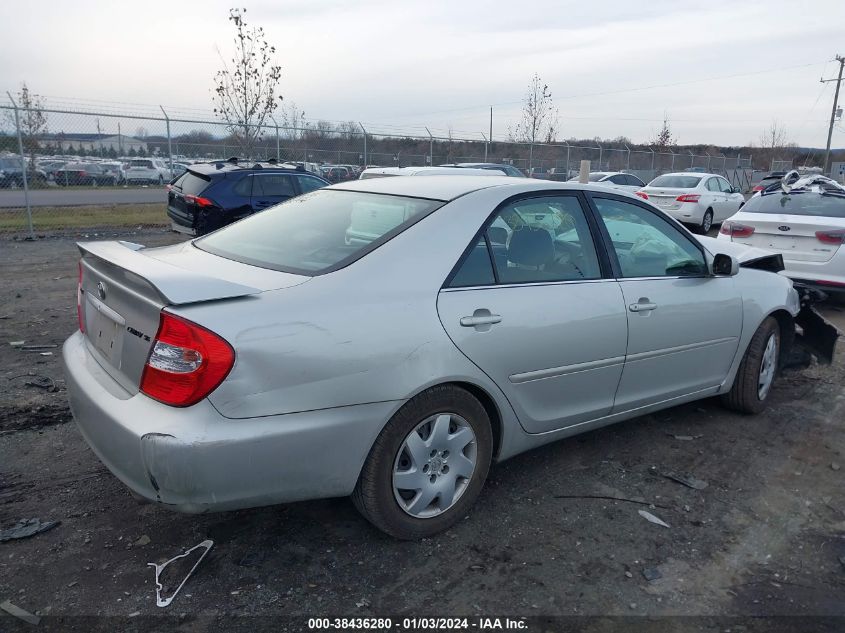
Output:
(1, 230), (845, 631)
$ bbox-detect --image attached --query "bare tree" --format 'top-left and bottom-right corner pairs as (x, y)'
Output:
(759, 120), (788, 151)
(280, 100), (307, 139)
(213, 7), (282, 156)
(508, 73), (559, 172)
(6, 83), (48, 169)
(651, 113), (676, 149)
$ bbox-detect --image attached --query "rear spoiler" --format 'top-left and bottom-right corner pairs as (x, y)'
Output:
(78, 241), (261, 305)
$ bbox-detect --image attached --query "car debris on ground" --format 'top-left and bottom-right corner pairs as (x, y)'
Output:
(638, 510), (671, 528)
(0, 518), (61, 542)
(0, 600), (41, 625)
(148, 539), (214, 608)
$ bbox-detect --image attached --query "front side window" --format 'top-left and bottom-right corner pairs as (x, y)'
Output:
(593, 197), (707, 278)
(449, 195), (601, 286)
(626, 174), (645, 187)
(718, 178), (734, 193)
(296, 174), (327, 193)
(196, 190), (443, 274)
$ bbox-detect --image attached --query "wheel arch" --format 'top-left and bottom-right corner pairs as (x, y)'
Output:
(448, 381), (504, 460)
(767, 308), (795, 368)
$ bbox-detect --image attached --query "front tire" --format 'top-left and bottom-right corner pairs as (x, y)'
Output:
(352, 385), (493, 539)
(721, 316), (780, 414)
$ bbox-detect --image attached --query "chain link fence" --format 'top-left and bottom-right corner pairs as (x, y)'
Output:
(0, 101), (753, 237)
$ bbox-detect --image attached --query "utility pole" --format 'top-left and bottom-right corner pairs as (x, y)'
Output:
(822, 55), (844, 175)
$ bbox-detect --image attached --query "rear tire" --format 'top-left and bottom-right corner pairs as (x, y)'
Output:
(696, 209), (714, 234)
(721, 316), (780, 414)
(352, 385), (493, 540)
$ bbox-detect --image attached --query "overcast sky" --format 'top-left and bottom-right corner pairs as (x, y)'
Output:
(2, 0), (844, 147)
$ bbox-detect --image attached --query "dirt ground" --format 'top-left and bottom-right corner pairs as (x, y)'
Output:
(2, 230), (845, 631)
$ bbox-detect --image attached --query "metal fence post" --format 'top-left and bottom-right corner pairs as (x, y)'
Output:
(160, 106), (173, 175)
(270, 115), (280, 161)
(425, 127), (434, 166)
(650, 147), (655, 171)
(359, 123), (367, 166)
(624, 144), (631, 171)
(6, 92), (34, 239)
(671, 152), (675, 171)
(481, 131), (488, 162)
(597, 142), (603, 171)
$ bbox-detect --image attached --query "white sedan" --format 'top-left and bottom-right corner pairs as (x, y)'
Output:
(638, 172), (746, 234)
(567, 171), (646, 193)
(718, 173), (845, 295)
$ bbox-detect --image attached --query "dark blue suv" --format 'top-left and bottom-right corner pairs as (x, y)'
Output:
(167, 159), (329, 236)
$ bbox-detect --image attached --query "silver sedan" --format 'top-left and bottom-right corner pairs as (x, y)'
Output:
(64, 176), (800, 539)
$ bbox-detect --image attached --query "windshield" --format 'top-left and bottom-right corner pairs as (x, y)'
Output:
(196, 189), (443, 274)
(742, 191), (845, 218)
(648, 175), (702, 189)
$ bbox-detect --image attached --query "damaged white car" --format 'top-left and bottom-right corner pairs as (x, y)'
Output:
(63, 177), (834, 539)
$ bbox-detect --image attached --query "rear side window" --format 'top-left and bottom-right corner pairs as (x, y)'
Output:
(448, 195), (601, 287)
(255, 174), (295, 196)
(196, 190), (443, 274)
(172, 171), (211, 196)
(742, 192), (845, 218)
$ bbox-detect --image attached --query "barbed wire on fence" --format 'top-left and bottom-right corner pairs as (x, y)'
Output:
(0, 100), (756, 237)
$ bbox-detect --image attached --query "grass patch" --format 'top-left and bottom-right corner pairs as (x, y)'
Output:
(0, 204), (168, 231)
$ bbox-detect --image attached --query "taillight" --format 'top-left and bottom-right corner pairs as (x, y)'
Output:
(815, 230), (845, 245)
(676, 194), (701, 203)
(140, 312), (235, 407)
(184, 194), (214, 207)
(635, 191), (649, 200)
(752, 185), (764, 192)
(77, 262), (85, 333)
(720, 221), (755, 238)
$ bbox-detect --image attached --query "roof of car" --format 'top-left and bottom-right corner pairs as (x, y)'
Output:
(187, 160), (305, 175)
(329, 174), (644, 202)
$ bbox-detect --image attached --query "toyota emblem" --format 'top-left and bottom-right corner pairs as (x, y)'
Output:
(96, 281), (107, 300)
(778, 225), (791, 232)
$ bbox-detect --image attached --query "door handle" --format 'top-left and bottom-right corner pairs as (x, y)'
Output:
(460, 314), (502, 327)
(629, 302), (658, 313)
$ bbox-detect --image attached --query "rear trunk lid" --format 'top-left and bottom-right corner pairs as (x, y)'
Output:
(730, 214), (842, 263)
(78, 240), (308, 394)
(641, 187), (693, 211)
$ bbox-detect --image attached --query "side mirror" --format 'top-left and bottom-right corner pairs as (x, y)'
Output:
(712, 253), (739, 276)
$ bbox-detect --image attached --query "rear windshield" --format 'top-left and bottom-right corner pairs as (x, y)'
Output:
(171, 171), (211, 196)
(568, 173), (609, 182)
(742, 191), (845, 218)
(195, 189), (443, 274)
(130, 159), (153, 168)
(648, 175), (702, 188)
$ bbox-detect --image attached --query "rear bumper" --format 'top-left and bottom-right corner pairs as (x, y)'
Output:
(63, 331), (397, 513)
(780, 255), (845, 293)
(658, 203), (703, 224)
